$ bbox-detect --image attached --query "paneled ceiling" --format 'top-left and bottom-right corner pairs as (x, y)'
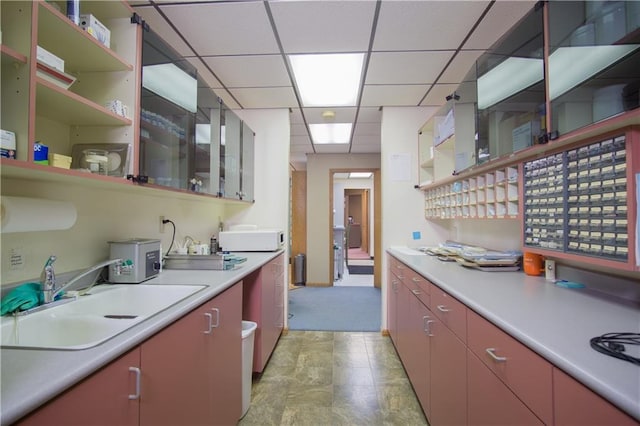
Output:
(130, 0), (536, 170)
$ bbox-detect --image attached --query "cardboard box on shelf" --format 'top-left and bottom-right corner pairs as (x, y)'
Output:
(49, 153), (72, 169)
(36, 46), (64, 72)
(80, 14), (110, 48)
(1, 129), (16, 159)
(34, 142), (48, 165)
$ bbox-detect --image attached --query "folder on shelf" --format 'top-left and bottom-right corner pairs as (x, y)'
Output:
(36, 61), (76, 90)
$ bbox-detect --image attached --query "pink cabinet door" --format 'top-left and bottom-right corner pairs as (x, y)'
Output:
(17, 348), (141, 426)
(553, 367), (638, 425)
(468, 349), (544, 425)
(141, 283), (242, 425)
(429, 316), (467, 426)
(407, 290), (431, 414)
(387, 257), (400, 344)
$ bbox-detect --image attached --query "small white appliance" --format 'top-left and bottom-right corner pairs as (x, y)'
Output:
(219, 229), (284, 252)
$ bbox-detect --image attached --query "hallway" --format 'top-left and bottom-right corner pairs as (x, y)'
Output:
(239, 331), (427, 426)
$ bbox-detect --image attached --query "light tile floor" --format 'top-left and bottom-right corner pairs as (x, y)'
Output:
(334, 261), (374, 287)
(239, 331), (428, 426)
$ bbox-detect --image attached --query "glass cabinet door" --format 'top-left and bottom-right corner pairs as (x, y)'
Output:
(548, 1), (640, 135)
(220, 105), (241, 199)
(140, 29), (197, 190)
(241, 121), (255, 202)
(193, 89), (221, 195)
(475, 4), (545, 163)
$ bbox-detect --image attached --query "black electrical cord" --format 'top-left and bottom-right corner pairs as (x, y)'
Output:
(163, 219), (176, 257)
(590, 333), (640, 366)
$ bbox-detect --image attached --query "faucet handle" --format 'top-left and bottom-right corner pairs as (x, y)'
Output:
(41, 256), (56, 283)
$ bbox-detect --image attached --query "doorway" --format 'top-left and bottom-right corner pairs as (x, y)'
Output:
(330, 169), (380, 288)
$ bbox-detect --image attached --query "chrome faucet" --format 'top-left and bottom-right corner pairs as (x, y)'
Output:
(41, 257), (124, 304)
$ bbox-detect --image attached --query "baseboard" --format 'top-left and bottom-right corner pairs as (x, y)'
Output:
(305, 282), (332, 287)
(381, 329), (390, 337)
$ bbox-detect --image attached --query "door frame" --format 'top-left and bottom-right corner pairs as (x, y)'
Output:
(329, 169), (381, 288)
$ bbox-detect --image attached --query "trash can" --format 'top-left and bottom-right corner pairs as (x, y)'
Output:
(241, 321), (257, 418)
(294, 253), (306, 286)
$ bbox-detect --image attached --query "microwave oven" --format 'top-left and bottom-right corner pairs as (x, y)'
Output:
(219, 229), (284, 252)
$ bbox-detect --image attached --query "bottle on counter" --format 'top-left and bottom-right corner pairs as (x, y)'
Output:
(210, 236), (219, 254)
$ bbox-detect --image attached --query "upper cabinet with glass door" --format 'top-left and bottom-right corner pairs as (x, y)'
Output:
(548, 1), (640, 136)
(475, 4), (546, 163)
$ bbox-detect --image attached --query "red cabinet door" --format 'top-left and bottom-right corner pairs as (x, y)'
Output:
(429, 316), (467, 426)
(141, 283), (242, 425)
(553, 367), (638, 426)
(17, 348), (141, 426)
(467, 348), (543, 425)
(406, 290), (431, 415)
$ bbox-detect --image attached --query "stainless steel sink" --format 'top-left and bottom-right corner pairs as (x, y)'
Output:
(0, 284), (206, 350)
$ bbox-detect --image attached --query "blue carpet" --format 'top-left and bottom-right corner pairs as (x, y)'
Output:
(288, 286), (381, 332)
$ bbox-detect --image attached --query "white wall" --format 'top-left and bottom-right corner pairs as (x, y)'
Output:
(306, 154), (381, 285)
(1, 178), (230, 284)
(381, 106), (449, 329)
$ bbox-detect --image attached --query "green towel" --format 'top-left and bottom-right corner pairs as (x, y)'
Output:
(1, 283), (43, 315)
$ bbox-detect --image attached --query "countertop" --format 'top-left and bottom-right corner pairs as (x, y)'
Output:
(387, 247), (640, 422)
(0, 251), (282, 426)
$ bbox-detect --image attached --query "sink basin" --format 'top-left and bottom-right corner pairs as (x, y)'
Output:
(0, 284), (206, 350)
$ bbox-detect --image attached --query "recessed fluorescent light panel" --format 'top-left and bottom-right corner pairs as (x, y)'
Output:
(289, 53), (364, 107)
(349, 172), (372, 179)
(309, 123), (352, 144)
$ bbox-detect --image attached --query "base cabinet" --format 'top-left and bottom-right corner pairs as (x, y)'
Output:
(467, 349), (543, 425)
(16, 348), (141, 426)
(16, 282), (243, 426)
(141, 283), (242, 425)
(553, 367), (638, 426)
(243, 253), (285, 373)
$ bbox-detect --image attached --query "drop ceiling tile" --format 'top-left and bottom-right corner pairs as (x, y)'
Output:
(464, 1), (537, 50)
(374, 1), (490, 51)
(270, 1), (377, 53)
(291, 123), (308, 136)
(187, 58), (223, 89)
(366, 51), (455, 85)
(134, 6), (194, 57)
(353, 122), (381, 136)
(360, 85), (429, 107)
(202, 55), (290, 88)
(291, 135), (312, 146)
(159, 2), (279, 55)
(230, 87), (297, 109)
(420, 84), (459, 107)
(439, 50), (484, 84)
(357, 107), (383, 123)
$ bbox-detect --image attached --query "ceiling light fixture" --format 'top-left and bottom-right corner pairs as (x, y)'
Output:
(322, 110), (336, 120)
(349, 172), (372, 179)
(289, 53), (364, 107)
(309, 123), (352, 144)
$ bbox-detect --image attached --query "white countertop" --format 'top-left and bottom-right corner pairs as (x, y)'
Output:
(0, 251), (281, 426)
(387, 247), (640, 422)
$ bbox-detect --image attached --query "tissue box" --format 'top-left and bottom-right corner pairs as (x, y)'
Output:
(49, 153), (72, 169)
(1, 129), (16, 159)
(80, 14), (110, 48)
(36, 46), (64, 73)
(34, 142), (49, 165)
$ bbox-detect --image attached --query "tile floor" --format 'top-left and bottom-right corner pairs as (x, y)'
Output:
(334, 261), (374, 287)
(239, 331), (428, 426)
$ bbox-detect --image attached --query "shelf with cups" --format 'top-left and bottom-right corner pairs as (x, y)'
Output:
(424, 165), (520, 220)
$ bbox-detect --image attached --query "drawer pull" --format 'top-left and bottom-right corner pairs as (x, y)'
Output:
(437, 304), (451, 312)
(412, 277), (421, 283)
(128, 367), (141, 400)
(411, 289), (421, 295)
(204, 312), (213, 334)
(211, 307), (220, 328)
(423, 316), (435, 336)
(486, 348), (507, 362)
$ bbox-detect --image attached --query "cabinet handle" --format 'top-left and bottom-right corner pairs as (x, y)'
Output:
(411, 289), (421, 295)
(128, 367), (141, 400)
(204, 312), (213, 334)
(437, 304), (451, 312)
(211, 308), (220, 328)
(485, 348), (507, 362)
(412, 277), (421, 283)
(423, 316), (435, 336)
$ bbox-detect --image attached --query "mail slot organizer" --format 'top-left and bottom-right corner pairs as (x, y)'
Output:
(524, 134), (628, 262)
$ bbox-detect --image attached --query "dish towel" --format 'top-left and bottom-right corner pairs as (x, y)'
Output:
(1, 283), (43, 316)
